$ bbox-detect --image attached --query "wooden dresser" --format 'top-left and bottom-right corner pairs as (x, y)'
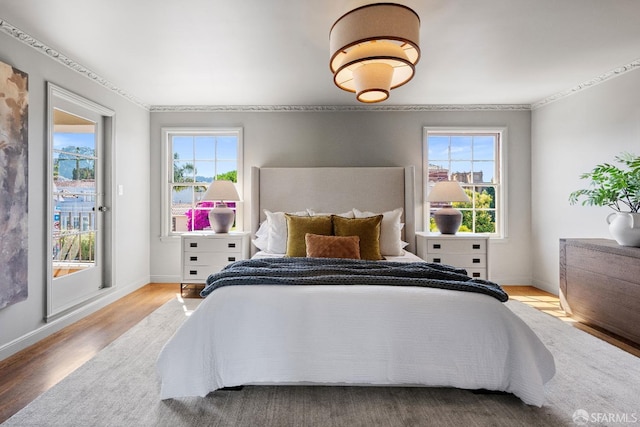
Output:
(559, 238), (640, 345)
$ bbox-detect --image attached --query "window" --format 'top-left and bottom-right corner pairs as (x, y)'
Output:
(162, 127), (243, 237)
(424, 128), (504, 236)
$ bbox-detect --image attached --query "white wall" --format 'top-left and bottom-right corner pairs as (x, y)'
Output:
(0, 32), (151, 359)
(150, 109), (532, 285)
(531, 69), (640, 294)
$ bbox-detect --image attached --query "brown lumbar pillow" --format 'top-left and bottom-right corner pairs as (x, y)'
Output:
(305, 233), (361, 259)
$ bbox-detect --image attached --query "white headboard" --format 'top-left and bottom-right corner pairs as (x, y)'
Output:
(250, 166), (415, 254)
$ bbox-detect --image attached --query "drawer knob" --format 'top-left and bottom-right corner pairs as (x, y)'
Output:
(472, 244), (481, 250)
(473, 258), (481, 264)
(190, 256), (198, 261)
(228, 257), (236, 262)
(189, 270), (198, 275)
(433, 244), (441, 249)
(228, 243), (236, 248)
(472, 272), (481, 278)
(190, 242), (197, 248)
(433, 258), (441, 263)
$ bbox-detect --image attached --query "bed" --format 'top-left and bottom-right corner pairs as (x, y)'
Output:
(157, 166), (555, 406)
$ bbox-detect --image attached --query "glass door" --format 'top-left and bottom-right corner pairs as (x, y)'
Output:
(47, 84), (113, 320)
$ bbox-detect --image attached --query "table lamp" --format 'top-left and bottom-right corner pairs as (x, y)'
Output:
(427, 181), (470, 234)
(201, 180), (240, 233)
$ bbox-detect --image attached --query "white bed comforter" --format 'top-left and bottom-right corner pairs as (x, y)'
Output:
(157, 257), (555, 406)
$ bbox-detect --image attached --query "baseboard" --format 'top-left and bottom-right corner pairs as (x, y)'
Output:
(531, 277), (559, 295)
(489, 274), (533, 287)
(150, 274), (181, 283)
(0, 276), (150, 362)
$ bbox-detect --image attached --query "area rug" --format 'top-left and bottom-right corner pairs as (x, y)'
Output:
(3, 297), (639, 427)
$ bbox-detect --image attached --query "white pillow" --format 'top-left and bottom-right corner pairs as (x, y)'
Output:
(306, 209), (355, 218)
(252, 221), (269, 251)
(264, 210), (308, 254)
(353, 208), (404, 256)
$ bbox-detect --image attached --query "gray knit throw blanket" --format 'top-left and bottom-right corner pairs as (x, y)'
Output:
(201, 257), (508, 302)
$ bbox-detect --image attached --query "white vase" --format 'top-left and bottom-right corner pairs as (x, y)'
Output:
(606, 212), (640, 247)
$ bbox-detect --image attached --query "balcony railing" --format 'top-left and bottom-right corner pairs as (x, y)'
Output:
(53, 209), (95, 263)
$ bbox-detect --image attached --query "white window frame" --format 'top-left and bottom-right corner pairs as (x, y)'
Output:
(161, 127), (244, 238)
(423, 127), (507, 238)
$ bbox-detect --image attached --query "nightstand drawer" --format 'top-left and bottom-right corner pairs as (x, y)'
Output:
(425, 253), (486, 268)
(466, 268), (487, 280)
(415, 232), (490, 280)
(183, 252), (241, 266)
(180, 232), (251, 289)
(183, 237), (243, 253)
(426, 239), (486, 254)
(182, 266), (227, 281)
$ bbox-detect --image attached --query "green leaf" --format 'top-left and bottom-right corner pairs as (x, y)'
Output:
(569, 152), (640, 212)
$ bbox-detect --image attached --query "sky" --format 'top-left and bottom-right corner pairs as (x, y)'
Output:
(53, 132), (95, 152)
(172, 135), (238, 180)
(427, 135), (497, 183)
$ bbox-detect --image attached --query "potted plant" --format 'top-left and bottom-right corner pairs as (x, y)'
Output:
(569, 152), (640, 246)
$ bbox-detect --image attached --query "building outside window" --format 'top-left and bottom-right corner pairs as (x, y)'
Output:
(424, 128), (504, 236)
(162, 127), (243, 236)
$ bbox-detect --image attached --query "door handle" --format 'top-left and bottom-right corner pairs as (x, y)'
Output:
(97, 206), (110, 212)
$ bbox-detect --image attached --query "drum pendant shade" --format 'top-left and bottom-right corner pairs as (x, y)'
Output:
(330, 3), (420, 103)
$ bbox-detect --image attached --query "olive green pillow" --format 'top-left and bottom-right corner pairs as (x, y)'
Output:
(285, 214), (333, 257)
(332, 215), (384, 260)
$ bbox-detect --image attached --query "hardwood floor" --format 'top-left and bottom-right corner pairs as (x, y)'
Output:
(0, 283), (178, 424)
(504, 286), (640, 359)
(0, 284), (638, 424)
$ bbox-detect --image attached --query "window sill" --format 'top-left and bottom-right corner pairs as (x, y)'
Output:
(159, 235), (181, 243)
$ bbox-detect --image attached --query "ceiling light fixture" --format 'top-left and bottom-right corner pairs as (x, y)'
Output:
(329, 3), (421, 103)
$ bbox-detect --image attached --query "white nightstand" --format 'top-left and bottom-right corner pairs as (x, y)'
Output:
(415, 232), (489, 280)
(180, 231), (250, 294)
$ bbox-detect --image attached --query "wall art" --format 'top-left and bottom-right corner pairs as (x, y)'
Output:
(0, 60), (29, 310)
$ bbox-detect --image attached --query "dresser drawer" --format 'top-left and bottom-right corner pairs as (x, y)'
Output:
(425, 253), (486, 268)
(560, 238), (640, 345)
(183, 237), (243, 253)
(426, 239), (486, 254)
(183, 252), (241, 266)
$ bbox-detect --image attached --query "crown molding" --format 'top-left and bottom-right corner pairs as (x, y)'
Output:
(532, 58), (640, 110)
(149, 104), (532, 112)
(0, 19), (149, 110)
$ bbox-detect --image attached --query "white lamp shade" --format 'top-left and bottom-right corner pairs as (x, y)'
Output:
(201, 180), (240, 202)
(353, 62), (394, 102)
(330, 3), (420, 103)
(427, 181), (471, 203)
